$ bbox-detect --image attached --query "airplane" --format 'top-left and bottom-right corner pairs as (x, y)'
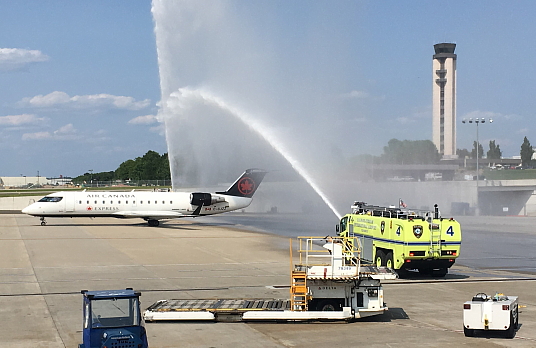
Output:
(22, 168), (267, 227)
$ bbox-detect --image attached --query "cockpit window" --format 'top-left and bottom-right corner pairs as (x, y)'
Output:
(38, 196), (63, 203)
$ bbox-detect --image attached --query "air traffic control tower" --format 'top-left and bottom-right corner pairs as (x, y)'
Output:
(432, 43), (457, 159)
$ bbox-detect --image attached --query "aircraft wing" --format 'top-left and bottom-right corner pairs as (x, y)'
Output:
(112, 211), (187, 219)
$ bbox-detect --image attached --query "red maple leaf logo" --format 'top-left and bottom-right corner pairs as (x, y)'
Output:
(238, 177), (255, 195)
(87, 206), (92, 211)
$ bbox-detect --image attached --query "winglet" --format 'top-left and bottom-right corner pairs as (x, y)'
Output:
(217, 168), (268, 198)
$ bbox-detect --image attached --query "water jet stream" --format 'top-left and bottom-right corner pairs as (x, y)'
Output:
(171, 87), (342, 219)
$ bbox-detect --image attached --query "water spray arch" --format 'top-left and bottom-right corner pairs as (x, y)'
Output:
(164, 87), (342, 219)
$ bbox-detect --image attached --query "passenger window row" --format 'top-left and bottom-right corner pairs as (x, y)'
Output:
(78, 200), (173, 205)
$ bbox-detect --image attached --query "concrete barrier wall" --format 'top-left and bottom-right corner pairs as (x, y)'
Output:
(0, 196), (35, 211)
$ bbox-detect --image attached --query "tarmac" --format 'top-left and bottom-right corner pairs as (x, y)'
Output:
(1, 213), (536, 347)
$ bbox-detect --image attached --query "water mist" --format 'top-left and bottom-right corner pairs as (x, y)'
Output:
(166, 87), (342, 218)
(152, 0), (345, 219)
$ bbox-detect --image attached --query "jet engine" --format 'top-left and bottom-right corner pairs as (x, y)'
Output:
(190, 193), (226, 206)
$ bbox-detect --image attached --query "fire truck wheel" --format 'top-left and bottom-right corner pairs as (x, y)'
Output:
(316, 300), (340, 311)
(463, 326), (475, 337)
(375, 250), (385, 267)
(385, 252), (394, 269)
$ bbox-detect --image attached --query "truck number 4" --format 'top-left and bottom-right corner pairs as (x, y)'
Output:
(396, 226), (401, 236)
(446, 226), (454, 237)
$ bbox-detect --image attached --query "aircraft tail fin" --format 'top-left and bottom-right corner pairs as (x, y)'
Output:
(217, 168), (268, 198)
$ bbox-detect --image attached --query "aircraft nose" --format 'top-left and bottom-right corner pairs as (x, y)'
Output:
(22, 205), (33, 214)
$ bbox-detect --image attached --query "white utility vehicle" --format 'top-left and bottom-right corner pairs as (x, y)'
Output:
(463, 292), (519, 338)
(144, 236), (397, 322)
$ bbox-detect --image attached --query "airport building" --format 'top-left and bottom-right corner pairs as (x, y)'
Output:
(432, 43), (457, 159)
(0, 176), (72, 188)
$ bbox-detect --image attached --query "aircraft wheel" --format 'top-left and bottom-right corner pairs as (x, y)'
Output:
(148, 220), (160, 227)
(41, 221), (46, 226)
(375, 250), (385, 267)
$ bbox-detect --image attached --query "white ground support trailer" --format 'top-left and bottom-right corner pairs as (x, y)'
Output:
(144, 236), (397, 322)
(463, 293), (519, 338)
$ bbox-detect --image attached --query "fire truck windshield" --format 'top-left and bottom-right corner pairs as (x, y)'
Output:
(340, 216), (348, 233)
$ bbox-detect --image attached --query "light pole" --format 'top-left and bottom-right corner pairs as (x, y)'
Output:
(89, 169), (93, 187)
(462, 117), (493, 214)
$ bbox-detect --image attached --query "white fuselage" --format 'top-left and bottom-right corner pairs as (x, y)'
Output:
(22, 191), (252, 220)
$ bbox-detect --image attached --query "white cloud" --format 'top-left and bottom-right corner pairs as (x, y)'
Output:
(22, 131), (52, 140)
(22, 123), (78, 141)
(516, 128), (530, 135)
(54, 123), (76, 134)
(128, 114), (158, 125)
(23, 91), (70, 107)
(149, 123), (166, 134)
(396, 117), (415, 124)
(339, 90), (370, 99)
(333, 116), (366, 128)
(0, 48), (49, 71)
(0, 114), (46, 126)
(94, 129), (108, 136)
(20, 91), (151, 111)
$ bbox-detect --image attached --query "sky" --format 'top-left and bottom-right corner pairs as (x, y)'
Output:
(2, 0), (536, 179)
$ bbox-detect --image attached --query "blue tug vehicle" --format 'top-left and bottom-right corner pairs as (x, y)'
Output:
(79, 288), (149, 348)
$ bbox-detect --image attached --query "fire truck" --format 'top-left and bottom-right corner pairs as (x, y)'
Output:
(337, 201), (461, 277)
(143, 236), (396, 322)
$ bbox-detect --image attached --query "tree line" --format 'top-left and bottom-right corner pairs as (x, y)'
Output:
(72, 136), (535, 184)
(458, 136), (534, 167)
(73, 151), (171, 184)
(350, 136), (535, 167)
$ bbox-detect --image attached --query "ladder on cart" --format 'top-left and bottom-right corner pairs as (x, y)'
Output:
(290, 270), (308, 311)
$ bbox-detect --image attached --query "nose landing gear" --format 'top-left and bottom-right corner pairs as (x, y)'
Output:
(40, 217), (47, 226)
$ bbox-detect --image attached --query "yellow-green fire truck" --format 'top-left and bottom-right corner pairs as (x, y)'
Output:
(337, 201), (461, 277)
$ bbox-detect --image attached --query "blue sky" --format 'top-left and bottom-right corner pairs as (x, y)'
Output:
(2, 1), (536, 179)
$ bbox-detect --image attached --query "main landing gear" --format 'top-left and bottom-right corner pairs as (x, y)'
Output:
(40, 217), (47, 226)
(147, 219), (160, 227)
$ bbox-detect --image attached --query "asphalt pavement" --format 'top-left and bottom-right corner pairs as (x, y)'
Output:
(1, 213), (536, 347)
